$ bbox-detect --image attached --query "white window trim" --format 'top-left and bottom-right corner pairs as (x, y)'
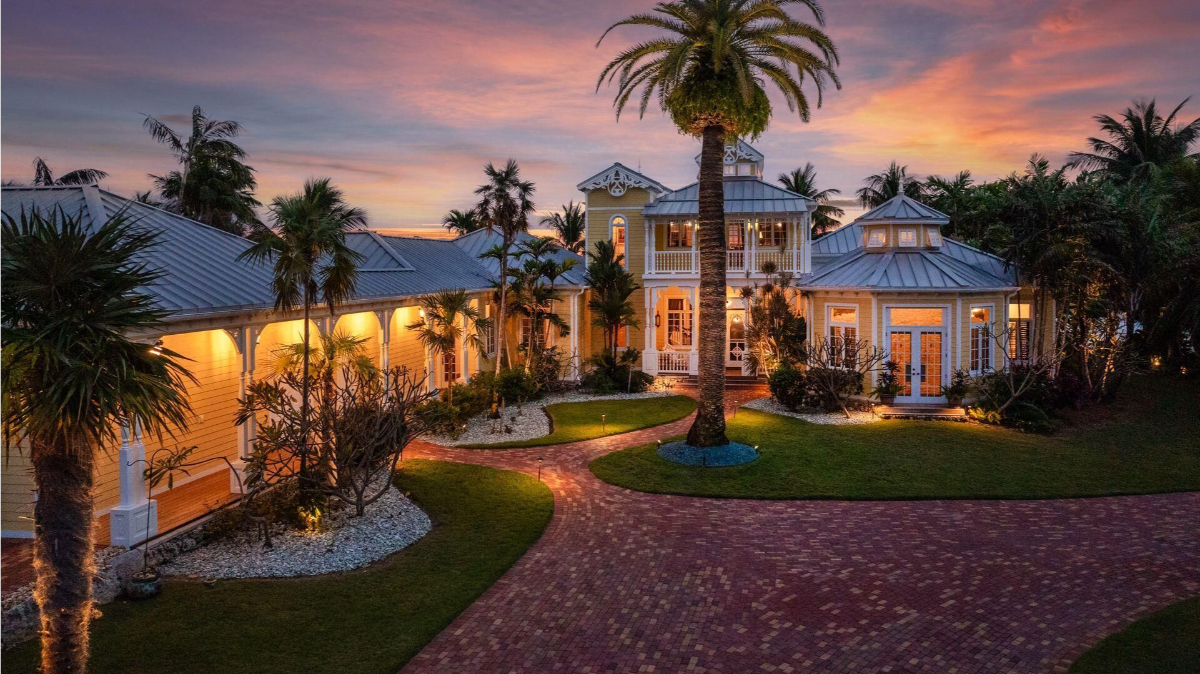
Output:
(969, 302), (995, 375)
(898, 228), (918, 247)
(882, 303), (952, 393)
(665, 296), (693, 350)
(927, 229), (944, 247)
(609, 214), (628, 267)
(826, 303), (860, 368)
(867, 229), (887, 248)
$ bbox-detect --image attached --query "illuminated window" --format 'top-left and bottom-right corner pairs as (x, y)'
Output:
(970, 306), (992, 374)
(616, 325), (628, 349)
(898, 229), (917, 247)
(520, 317), (545, 350)
(484, 305), (496, 355)
(667, 221), (693, 248)
(759, 220), (786, 247)
(726, 221), (745, 250)
(610, 215), (627, 267)
(736, 163), (756, 176)
(666, 298), (693, 347)
(442, 349), (458, 383)
(927, 229), (943, 247)
(889, 307), (944, 326)
(867, 230), (887, 248)
(723, 165), (737, 176)
(1009, 302), (1033, 361)
(828, 305), (858, 368)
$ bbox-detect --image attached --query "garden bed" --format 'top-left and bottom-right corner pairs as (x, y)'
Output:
(424, 390), (679, 447)
(743, 397), (877, 425)
(160, 484), (431, 579)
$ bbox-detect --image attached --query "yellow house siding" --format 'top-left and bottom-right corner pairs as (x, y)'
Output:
(333, 311), (383, 366)
(390, 306), (428, 377)
(2, 440), (35, 535)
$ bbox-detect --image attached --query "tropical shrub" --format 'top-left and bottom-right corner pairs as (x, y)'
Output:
(871, 361), (902, 401)
(940, 368), (971, 405)
(581, 349), (653, 394)
(969, 366), (1058, 433)
(768, 366), (808, 411)
(494, 366), (539, 405)
(808, 367), (864, 413)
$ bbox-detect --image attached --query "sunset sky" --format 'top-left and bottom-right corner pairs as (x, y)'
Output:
(3, 0), (1198, 234)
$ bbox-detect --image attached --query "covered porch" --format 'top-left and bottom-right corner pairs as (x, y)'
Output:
(642, 284), (757, 377)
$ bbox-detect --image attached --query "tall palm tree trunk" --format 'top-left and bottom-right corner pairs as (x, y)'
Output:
(494, 243), (510, 377)
(686, 125), (730, 447)
(32, 434), (96, 674)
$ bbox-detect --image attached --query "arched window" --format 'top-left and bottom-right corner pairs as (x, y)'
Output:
(609, 215), (627, 267)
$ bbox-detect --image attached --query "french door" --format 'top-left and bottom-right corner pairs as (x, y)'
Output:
(726, 309), (747, 369)
(888, 329), (945, 403)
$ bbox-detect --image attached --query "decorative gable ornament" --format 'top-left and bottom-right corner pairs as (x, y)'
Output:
(578, 164), (668, 197)
(694, 140), (765, 166)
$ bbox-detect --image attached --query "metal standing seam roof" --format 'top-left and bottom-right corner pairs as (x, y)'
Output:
(855, 194), (950, 224)
(0, 185), (513, 320)
(452, 228), (587, 288)
(642, 179), (815, 216)
(803, 249), (1017, 291)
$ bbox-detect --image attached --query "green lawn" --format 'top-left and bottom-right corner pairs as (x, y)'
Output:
(9, 460), (553, 674)
(1070, 597), (1200, 673)
(591, 375), (1200, 500)
(460, 394), (696, 448)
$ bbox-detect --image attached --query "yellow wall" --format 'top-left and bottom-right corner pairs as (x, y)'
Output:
(334, 311), (383, 367)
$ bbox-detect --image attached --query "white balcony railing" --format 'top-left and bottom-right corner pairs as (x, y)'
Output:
(648, 249), (799, 275)
(658, 351), (691, 374)
(652, 251), (696, 274)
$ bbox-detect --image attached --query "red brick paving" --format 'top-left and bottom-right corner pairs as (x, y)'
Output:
(402, 404), (1200, 673)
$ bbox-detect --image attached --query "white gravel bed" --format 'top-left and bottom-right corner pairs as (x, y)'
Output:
(2, 546), (123, 612)
(159, 485), (431, 580)
(425, 389), (678, 447)
(743, 397), (878, 425)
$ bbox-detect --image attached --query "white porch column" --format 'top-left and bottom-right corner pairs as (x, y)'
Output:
(375, 309), (393, 372)
(569, 291), (581, 380)
(459, 307), (470, 382)
(644, 287), (660, 375)
(647, 219), (656, 274)
(749, 218), (759, 274)
(690, 220), (699, 272)
(791, 216), (800, 272)
(687, 286), (700, 375)
(228, 326), (259, 493)
(109, 422), (157, 548)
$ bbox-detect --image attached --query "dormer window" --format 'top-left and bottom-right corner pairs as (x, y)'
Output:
(723, 165), (737, 176)
(736, 163), (756, 177)
(927, 229), (943, 247)
(898, 229), (917, 247)
(867, 230), (887, 248)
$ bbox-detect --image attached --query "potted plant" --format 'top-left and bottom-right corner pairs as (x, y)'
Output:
(873, 360), (902, 405)
(941, 369), (971, 407)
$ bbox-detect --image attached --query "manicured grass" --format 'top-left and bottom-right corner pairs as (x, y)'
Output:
(1070, 597), (1200, 673)
(591, 375), (1200, 500)
(460, 394), (695, 448)
(9, 460), (553, 674)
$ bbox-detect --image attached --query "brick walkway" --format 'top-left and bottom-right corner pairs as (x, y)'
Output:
(403, 406), (1200, 673)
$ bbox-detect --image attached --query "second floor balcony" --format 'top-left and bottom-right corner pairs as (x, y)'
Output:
(645, 217), (810, 277)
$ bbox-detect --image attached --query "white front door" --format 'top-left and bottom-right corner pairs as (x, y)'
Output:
(726, 309), (747, 369)
(888, 328), (946, 403)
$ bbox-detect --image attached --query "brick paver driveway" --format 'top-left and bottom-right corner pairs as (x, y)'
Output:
(403, 410), (1200, 673)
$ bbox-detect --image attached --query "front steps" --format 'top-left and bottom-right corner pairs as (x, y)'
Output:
(876, 404), (967, 420)
(672, 374), (766, 390)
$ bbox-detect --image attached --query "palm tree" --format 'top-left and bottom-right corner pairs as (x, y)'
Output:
(597, 0), (840, 447)
(238, 178), (365, 504)
(778, 163), (844, 236)
(1069, 98), (1200, 182)
(925, 170), (975, 238)
(29, 157), (108, 186)
(407, 289), (488, 404)
(442, 208), (481, 236)
(856, 162), (925, 208)
(143, 105), (261, 236)
(474, 159), (536, 378)
(586, 239), (641, 352)
(2, 207), (193, 674)
(542, 201), (587, 253)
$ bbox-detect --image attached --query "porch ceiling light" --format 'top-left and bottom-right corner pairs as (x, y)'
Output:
(148, 339), (164, 357)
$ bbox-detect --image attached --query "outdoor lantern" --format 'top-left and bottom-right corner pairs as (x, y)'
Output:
(601, 414), (607, 432)
(537, 456), (544, 481)
(655, 314), (662, 327)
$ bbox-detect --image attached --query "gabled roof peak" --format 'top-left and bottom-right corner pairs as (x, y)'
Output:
(576, 163), (669, 197)
(855, 194), (949, 225)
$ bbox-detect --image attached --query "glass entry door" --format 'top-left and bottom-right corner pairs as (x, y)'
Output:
(726, 310), (747, 369)
(888, 329), (945, 403)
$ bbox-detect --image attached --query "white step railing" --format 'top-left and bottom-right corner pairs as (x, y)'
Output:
(657, 351), (691, 374)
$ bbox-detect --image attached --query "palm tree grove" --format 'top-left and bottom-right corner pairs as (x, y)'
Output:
(1, 1), (1198, 673)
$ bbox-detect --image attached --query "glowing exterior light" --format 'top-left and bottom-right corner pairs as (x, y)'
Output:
(148, 339), (164, 357)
